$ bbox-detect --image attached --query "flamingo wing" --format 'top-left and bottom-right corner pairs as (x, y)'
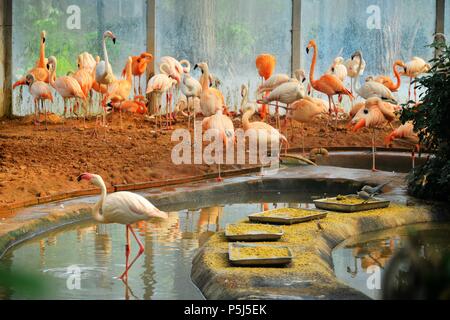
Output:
(103, 192), (168, 224)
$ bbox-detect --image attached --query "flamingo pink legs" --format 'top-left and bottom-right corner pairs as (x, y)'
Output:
(119, 225), (145, 280)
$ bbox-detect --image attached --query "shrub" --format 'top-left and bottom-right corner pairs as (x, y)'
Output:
(400, 40), (450, 202)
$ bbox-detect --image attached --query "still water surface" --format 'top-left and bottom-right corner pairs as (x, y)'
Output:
(0, 196), (318, 300)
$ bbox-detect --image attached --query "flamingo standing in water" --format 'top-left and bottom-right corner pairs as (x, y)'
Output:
(77, 173), (168, 280)
(180, 60), (202, 130)
(374, 60), (406, 93)
(123, 52), (153, 96)
(256, 54), (276, 120)
(13, 31), (51, 89)
(385, 122), (420, 168)
(401, 57), (431, 103)
(47, 56), (86, 118)
(195, 62), (226, 117)
(202, 110), (235, 182)
(25, 74), (53, 129)
(351, 97), (397, 171)
(306, 40), (353, 128)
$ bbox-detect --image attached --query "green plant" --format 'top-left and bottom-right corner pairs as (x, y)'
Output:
(400, 40), (450, 202)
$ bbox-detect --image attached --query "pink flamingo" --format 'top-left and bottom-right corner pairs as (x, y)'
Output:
(242, 104), (288, 157)
(146, 73), (177, 130)
(202, 110), (235, 182)
(351, 97), (396, 171)
(287, 96), (329, 154)
(385, 122), (420, 168)
(47, 56), (86, 118)
(25, 74), (53, 129)
(77, 173), (168, 280)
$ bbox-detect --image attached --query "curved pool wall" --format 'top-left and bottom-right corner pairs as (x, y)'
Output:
(0, 165), (447, 300)
(314, 151), (428, 173)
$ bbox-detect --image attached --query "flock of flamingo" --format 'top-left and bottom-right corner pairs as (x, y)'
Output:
(10, 30), (435, 280)
(13, 31), (432, 173)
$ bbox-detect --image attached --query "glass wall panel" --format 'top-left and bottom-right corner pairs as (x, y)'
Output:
(156, 0), (292, 109)
(12, 0), (146, 115)
(445, 0), (450, 37)
(301, 0), (436, 106)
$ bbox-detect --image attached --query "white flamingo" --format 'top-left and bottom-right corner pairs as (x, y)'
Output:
(77, 173), (168, 280)
(146, 73), (177, 130)
(180, 60), (202, 129)
(95, 31), (117, 88)
(352, 51), (397, 104)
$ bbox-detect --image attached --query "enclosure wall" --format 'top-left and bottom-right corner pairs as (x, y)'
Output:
(0, 0), (12, 118)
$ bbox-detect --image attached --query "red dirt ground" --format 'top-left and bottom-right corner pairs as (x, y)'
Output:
(0, 112), (397, 209)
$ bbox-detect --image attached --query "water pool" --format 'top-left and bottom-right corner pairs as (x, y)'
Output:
(0, 194), (319, 300)
(332, 223), (450, 300)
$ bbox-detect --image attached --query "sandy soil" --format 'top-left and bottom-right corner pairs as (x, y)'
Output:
(0, 112), (396, 208)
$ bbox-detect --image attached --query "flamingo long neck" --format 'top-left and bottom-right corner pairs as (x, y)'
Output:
(240, 88), (249, 111)
(92, 180), (107, 223)
(355, 54), (364, 91)
(126, 59), (132, 83)
(39, 37), (46, 68)
(49, 63), (57, 89)
(103, 35), (110, 74)
(392, 62), (401, 91)
(200, 67), (210, 92)
(309, 43), (318, 87)
(242, 108), (255, 131)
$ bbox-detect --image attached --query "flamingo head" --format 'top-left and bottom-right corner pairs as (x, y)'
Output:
(41, 30), (46, 43)
(306, 40), (316, 54)
(352, 118), (366, 132)
(194, 62), (208, 75)
(351, 50), (363, 61)
(104, 31), (117, 44)
(241, 84), (248, 98)
(25, 74), (35, 86)
(140, 52), (153, 61)
(77, 173), (103, 187)
(294, 69), (306, 83)
(47, 56), (57, 71)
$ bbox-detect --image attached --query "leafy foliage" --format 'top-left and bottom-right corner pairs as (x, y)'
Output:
(400, 40), (450, 202)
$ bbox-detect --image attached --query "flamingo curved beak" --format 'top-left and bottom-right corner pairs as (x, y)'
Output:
(112, 38), (116, 44)
(352, 119), (366, 132)
(77, 173), (93, 182)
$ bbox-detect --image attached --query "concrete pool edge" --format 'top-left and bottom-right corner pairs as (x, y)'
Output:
(190, 169), (450, 300)
(0, 166), (448, 300)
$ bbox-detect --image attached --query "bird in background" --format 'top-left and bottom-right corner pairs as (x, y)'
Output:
(77, 173), (168, 281)
(385, 122), (420, 168)
(123, 52), (153, 96)
(25, 73), (53, 129)
(95, 31), (117, 89)
(47, 56), (87, 119)
(13, 30), (51, 89)
(180, 60), (202, 130)
(256, 53), (276, 120)
(195, 62), (226, 117)
(202, 109), (235, 182)
(351, 50), (398, 105)
(306, 40), (353, 129)
(327, 57), (348, 82)
(374, 60), (406, 93)
(351, 97), (397, 171)
(401, 57), (431, 103)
